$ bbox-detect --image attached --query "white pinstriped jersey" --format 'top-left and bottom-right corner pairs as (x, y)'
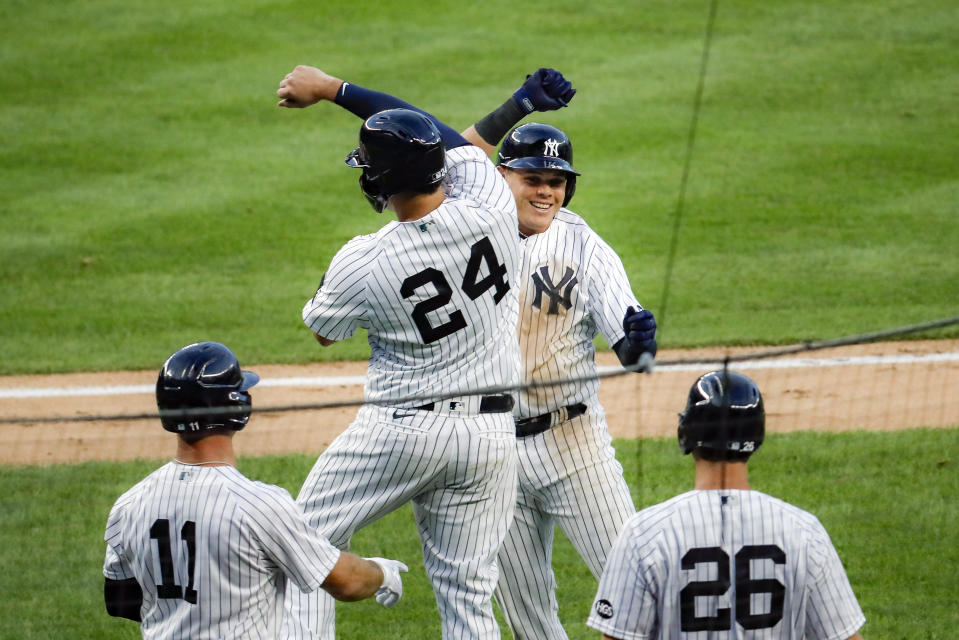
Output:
(588, 490), (865, 640)
(515, 209), (640, 418)
(103, 462), (341, 639)
(303, 145), (521, 406)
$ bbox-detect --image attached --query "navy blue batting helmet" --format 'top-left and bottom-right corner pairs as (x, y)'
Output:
(498, 123), (579, 207)
(156, 342), (259, 434)
(678, 370), (765, 460)
(345, 108), (447, 212)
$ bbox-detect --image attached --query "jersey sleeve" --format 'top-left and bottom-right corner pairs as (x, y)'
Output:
(442, 146), (517, 218)
(242, 484), (341, 594)
(582, 231), (641, 348)
(804, 525), (866, 640)
(102, 497), (135, 580)
(302, 236), (375, 341)
(587, 520), (658, 639)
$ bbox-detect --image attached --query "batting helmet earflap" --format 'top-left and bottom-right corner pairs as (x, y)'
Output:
(156, 342), (259, 434)
(345, 108), (447, 213)
(678, 370), (765, 460)
(498, 122), (580, 207)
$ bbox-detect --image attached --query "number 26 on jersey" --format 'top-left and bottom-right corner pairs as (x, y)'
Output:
(681, 545), (786, 632)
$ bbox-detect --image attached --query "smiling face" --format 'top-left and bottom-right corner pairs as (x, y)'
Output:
(499, 167), (568, 237)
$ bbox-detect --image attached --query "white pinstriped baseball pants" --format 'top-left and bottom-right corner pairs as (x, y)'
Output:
(281, 403), (517, 640)
(494, 400), (636, 640)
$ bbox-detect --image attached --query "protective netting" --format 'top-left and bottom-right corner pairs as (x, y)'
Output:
(1, 317), (956, 466)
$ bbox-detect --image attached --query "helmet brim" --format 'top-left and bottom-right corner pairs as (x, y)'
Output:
(500, 157), (580, 176)
(239, 371), (259, 391)
(345, 147), (368, 169)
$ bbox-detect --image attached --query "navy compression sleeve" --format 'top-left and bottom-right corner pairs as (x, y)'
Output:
(334, 82), (469, 149)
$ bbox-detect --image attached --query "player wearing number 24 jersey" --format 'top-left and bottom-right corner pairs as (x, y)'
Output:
(102, 342), (406, 639)
(588, 371), (865, 640)
(275, 65), (573, 639)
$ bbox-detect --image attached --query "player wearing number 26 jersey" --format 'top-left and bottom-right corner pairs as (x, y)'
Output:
(588, 371), (865, 640)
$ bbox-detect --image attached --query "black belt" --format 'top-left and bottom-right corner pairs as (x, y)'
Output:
(515, 402), (588, 438)
(416, 394), (514, 413)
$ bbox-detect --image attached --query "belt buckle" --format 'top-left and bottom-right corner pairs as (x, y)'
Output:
(549, 405), (568, 428)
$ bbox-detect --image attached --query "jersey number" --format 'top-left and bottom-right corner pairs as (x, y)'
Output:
(401, 236), (510, 344)
(680, 545), (785, 632)
(150, 518), (198, 604)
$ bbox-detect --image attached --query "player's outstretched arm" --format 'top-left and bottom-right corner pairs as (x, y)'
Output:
(321, 552), (408, 607)
(277, 64), (469, 148)
(277, 65), (344, 108)
(461, 68), (576, 155)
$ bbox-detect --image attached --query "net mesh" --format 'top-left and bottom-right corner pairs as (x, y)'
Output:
(2, 318), (956, 466)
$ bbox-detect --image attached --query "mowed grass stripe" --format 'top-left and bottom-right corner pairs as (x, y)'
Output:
(2, 0), (957, 373)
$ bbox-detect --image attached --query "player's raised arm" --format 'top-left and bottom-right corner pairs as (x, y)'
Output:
(461, 67), (576, 155)
(277, 64), (469, 149)
(276, 65), (344, 108)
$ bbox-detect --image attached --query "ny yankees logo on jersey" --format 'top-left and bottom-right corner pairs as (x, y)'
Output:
(531, 265), (577, 314)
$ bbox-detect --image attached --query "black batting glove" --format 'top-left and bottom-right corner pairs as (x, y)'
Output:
(512, 68), (576, 114)
(618, 306), (657, 366)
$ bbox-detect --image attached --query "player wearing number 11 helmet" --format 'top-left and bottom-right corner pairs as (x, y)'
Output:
(588, 370), (866, 640)
(102, 342), (407, 638)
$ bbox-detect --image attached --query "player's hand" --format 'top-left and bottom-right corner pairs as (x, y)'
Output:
(623, 306), (657, 360)
(367, 557), (408, 608)
(277, 65), (344, 108)
(512, 68), (576, 114)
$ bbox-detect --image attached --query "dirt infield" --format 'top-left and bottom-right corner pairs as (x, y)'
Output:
(1, 340), (957, 466)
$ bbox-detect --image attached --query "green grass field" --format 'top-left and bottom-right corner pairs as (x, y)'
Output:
(1, 0), (957, 374)
(1, 430), (956, 639)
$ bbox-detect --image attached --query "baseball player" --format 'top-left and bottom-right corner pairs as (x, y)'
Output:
(102, 341), (407, 639)
(588, 370), (866, 640)
(274, 65), (574, 639)
(457, 86), (658, 638)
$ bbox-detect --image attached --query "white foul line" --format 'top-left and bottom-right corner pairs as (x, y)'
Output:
(0, 376), (368, 399)
(2, 352), (958, 400)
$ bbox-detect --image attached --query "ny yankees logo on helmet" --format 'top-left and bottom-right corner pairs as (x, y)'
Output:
(498, 122), (580, 207)
(531, 265), (578, 314)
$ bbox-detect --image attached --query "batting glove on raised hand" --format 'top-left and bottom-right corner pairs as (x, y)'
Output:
(367, 557), (408, 608)
(512, 68), (576, 114)
(618, 306), (657, 369)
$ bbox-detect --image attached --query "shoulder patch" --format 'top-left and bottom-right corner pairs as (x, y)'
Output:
(595, 599), (614, 619)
